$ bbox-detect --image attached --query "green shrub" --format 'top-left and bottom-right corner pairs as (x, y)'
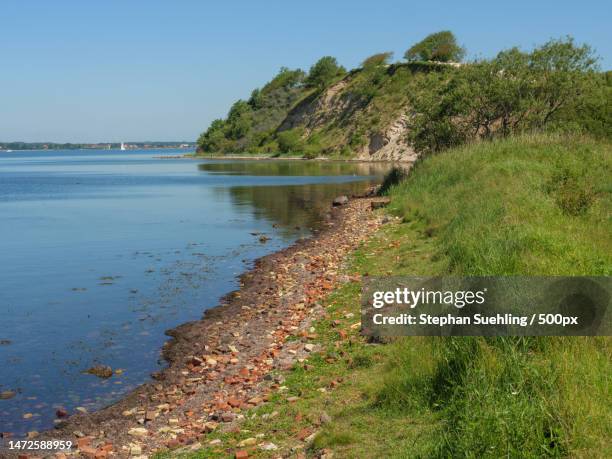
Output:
(305, 56), (346, 90)
(276, 128), (304, 153)
(404, 30), (465, 63)
(361, 52), (393, 68)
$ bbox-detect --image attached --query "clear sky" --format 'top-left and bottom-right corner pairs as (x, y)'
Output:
(1, 0), (610, 143)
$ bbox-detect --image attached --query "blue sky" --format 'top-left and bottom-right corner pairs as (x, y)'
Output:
(1, 0), (610, 143)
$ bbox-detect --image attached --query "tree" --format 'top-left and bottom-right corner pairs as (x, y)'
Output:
(248, 88), (263, 109)
(305, 56), (346, 90)
(227, 100), (251, 122)
(528, 37), (598, 126)
(362, 52), (393, 68)
(407, 36), (600, 153)
(404, 31), (465, 63)
(197, 119), (227, 152)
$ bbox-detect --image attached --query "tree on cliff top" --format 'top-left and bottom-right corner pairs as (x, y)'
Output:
(305, 56), (346, 90)
(361, 52), (393, 68)
(404, 31), (465, 63)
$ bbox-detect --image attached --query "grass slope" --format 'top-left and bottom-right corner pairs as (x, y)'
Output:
(168, 135), (610, 458)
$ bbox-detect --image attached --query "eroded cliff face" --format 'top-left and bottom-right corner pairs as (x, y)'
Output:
(277, 72), (418, 162)
(197, 63), (427, 161)
(357, 114), (418, 162)
(279, 79), (359, 133)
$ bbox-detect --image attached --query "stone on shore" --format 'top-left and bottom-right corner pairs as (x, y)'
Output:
(0, 390), (16, 400)
(332, 195), (349, 206)
(128, 427), (148, 437)
(238, 437), (256, 447)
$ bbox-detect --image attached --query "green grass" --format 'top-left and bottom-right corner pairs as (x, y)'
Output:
(375, 134), (612, 458)
(389, 133), (611, 276)
(162, 134), (611, 458)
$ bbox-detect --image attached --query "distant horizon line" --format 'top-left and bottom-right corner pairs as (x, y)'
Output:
(0, 140), (196, 145)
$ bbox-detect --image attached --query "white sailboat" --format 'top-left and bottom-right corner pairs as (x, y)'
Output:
(120, 142), (127, 151)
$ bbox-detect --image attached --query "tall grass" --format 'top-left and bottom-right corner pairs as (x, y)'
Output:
(379, 134), (611, 457)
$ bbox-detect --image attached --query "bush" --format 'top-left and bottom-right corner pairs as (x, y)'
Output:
(361, 52), (393, 68)
(306, 56), (346, 90)
(276, 128), (304, 153)
(546, 166), (597, 216)
(404, 31), (465, 63)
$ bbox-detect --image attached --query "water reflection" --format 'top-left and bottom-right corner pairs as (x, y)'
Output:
(205, 160), (389, 233)
(226, 181), (376, 232)
(198, 159), (390, 177)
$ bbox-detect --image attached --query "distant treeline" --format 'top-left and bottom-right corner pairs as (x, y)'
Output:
(0, 141), (195, 151)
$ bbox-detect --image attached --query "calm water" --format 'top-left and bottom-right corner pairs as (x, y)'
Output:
(0, 149), (385, 436)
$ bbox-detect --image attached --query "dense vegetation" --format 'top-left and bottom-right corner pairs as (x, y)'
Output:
(409, 37), (609, 153)
(197, 67), (310, 154)
(196, 33), (610, 158)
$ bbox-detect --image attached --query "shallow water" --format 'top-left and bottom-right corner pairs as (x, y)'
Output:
(0, 149), (385, 436)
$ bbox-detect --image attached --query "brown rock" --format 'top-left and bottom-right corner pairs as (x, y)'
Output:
(203, 421), (218, 433)
(79, 445), (97, 458)
(235, 451), (249, 459)
(83, 365), (113, 379)
(238, 367), (250, 377)
(166, 438), (180, 449)
(0, 390), (16, 400)
(297, 428), (311, 441)
(76, 437), (93, 449)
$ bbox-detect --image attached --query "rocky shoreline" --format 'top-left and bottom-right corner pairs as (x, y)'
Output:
(0, 196), (385, 459)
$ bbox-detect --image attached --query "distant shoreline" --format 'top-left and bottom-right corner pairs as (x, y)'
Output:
(1, 147), (195, 153)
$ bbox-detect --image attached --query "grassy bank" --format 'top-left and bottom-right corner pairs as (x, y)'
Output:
(169, 134), (610, 458)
